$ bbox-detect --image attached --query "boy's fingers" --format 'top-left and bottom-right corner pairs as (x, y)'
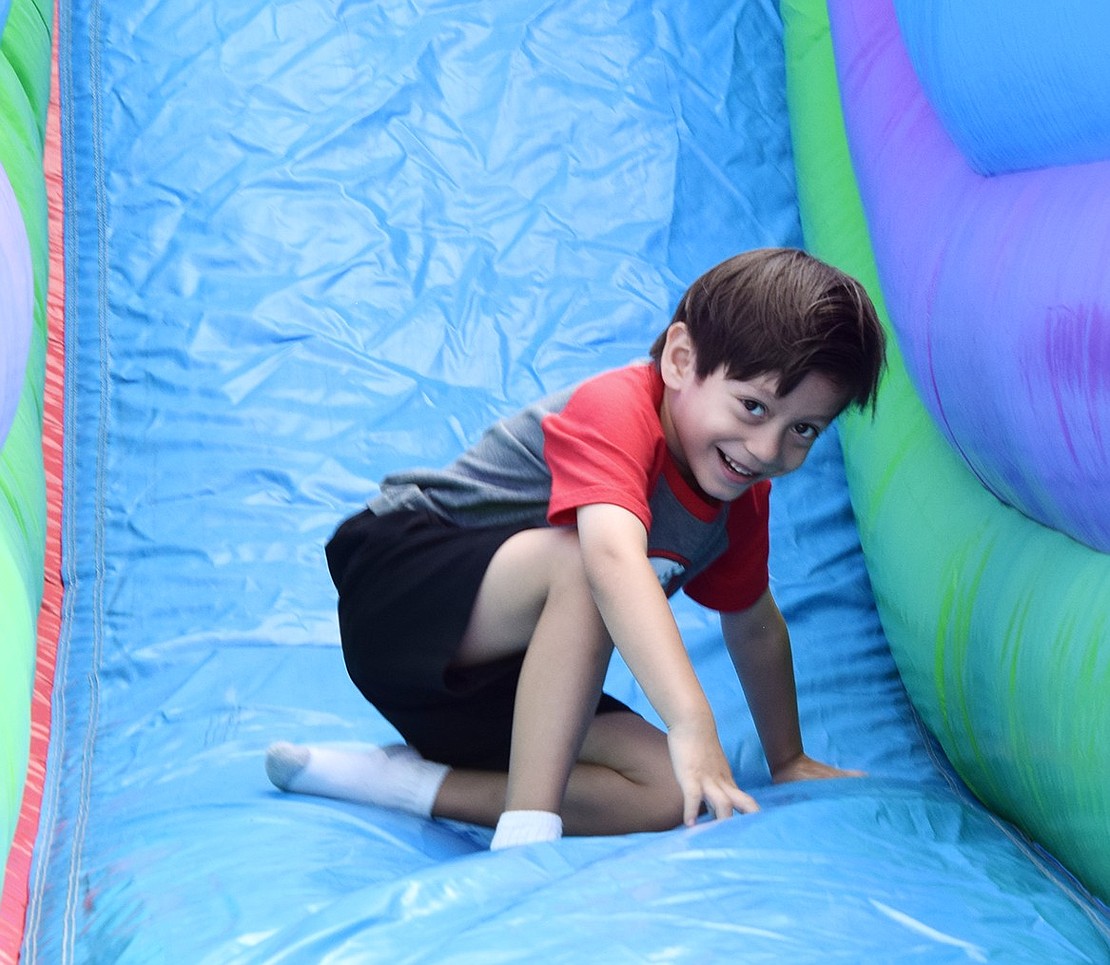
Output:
(701, 784), (760, 822)
(682, 788), (703, 827)
(730, 787), (760, 814)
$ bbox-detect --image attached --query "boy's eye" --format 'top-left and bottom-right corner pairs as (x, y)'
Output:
(742, 399), (766, 416)
(793, 422), (819, 441)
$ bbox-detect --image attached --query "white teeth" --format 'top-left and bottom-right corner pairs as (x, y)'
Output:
(720, 451), (753, 476)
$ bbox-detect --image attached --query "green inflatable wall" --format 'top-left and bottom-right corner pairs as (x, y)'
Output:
(782, 0), (1109, 903)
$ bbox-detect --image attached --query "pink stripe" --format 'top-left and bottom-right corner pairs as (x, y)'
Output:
(0, 4), (66, 959)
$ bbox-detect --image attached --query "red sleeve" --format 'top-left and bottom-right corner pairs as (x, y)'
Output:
(683, 481), (771, 612)
(543, 366), (666, 529)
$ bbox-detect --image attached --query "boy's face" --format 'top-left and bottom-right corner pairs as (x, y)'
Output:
(659, 324), (848, 501)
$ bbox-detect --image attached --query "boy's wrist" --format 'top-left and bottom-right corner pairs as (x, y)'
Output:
(664, 707), (717, 737)
(767, 748), (806, 777)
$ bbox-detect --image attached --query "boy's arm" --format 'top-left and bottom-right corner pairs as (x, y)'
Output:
(576, 503), (758, 825)
(721, 591), (864, 782)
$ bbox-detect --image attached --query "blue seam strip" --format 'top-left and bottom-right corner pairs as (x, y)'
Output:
(57, 0), (108, 959)
(18, 0), (110, 960)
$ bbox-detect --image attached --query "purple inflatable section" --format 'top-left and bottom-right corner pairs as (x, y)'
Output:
(0, 159), (33, 451)
(828, 0), (1110, 551)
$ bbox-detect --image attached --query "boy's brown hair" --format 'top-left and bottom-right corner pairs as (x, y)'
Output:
(650, 248), (886, 412)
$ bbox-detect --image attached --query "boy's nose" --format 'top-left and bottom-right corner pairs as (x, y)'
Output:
(746, 429), (783, 471)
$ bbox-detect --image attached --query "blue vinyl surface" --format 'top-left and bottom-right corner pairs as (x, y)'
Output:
(23, 0), (1110, 960)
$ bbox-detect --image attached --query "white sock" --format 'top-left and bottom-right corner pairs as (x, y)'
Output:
(489, 810), (563, 850)
(265, 741), (449, 817)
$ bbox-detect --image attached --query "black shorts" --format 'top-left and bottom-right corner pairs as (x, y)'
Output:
(325, 507), (634, 771)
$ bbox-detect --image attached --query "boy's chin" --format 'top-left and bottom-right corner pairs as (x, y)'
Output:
(700, 474), (757, 502)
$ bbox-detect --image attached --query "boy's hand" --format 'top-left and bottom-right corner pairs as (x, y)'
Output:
(668, 717), (759, 825)
(771, 752), (865, 784)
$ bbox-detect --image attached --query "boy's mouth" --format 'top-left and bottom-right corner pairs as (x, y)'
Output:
(718, 448), (756, 480)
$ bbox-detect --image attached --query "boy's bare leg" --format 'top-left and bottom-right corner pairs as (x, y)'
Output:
(450, 527), (682, 836)
(502, 546), (614, 816)
(454, 526), (610, 815)
(432, 711), (683, 835)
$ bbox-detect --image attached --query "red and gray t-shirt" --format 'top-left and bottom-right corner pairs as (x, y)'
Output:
(369, 363), (769, 612)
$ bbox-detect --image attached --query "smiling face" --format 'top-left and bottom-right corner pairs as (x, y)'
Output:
(658, 323), (849, 501)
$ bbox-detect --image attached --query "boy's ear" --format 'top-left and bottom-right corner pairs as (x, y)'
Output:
(659, 322), (696, 388)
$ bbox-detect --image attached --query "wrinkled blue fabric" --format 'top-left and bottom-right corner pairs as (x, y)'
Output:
(22, 0), (1109, 961)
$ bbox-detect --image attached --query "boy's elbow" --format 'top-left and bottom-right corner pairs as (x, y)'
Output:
(576, 504), (649, 570)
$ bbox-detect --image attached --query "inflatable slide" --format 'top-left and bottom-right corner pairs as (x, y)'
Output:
(1, 0), (1107, 960)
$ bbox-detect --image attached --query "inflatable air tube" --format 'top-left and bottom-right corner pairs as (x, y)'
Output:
(783, 0), (1109, 904)
(894, 0), (1110, 175)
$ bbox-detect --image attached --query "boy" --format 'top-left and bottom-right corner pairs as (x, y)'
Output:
(267, 248), (886, 849)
